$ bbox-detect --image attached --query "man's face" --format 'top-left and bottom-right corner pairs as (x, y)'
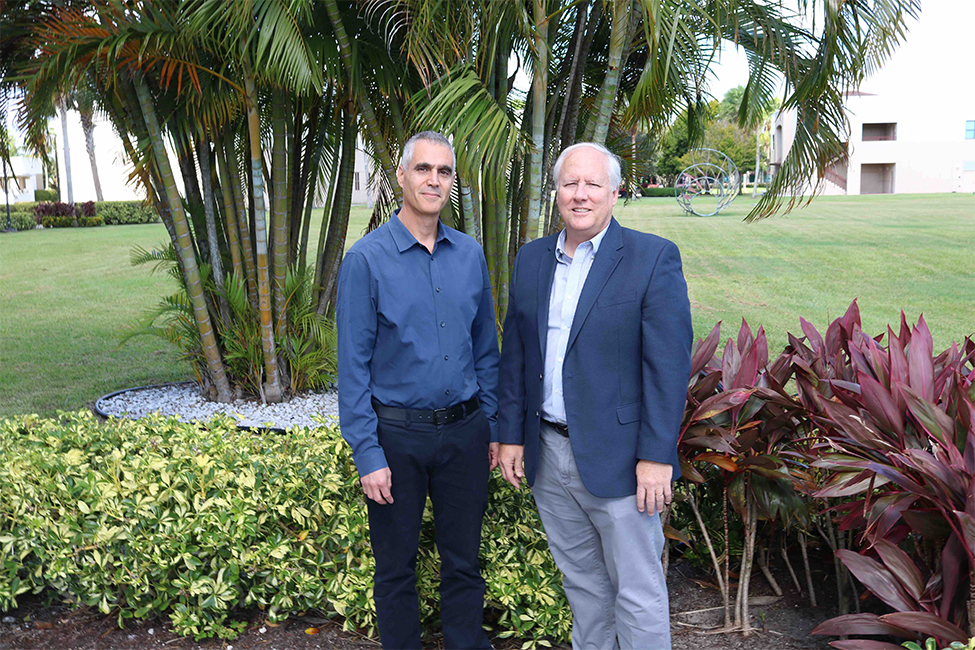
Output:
(396, 140), (455, 219)
(556, 147), (618, 240)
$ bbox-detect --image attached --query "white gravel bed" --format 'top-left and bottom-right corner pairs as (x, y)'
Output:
(97, 383), (339, 430)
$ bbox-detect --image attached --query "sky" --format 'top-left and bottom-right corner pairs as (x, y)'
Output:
(4, 0), (968, 203)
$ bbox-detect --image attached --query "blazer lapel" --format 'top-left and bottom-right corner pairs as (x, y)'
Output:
(537, 238), (558, 359)
(566, 219), (624, 354)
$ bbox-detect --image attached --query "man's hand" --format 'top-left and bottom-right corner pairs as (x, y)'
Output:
(636, 460), (672, 515)
(489, 442), (500, 471)
(361, 467), (393, 504)
(498, 444), (525, 489)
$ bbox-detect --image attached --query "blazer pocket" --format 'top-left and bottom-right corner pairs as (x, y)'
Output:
(597, 290), (636, 308)
(617, 403), (641, 424)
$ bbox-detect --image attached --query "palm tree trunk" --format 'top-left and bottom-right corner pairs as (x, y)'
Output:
(134, 76), (232, 403)
(271, 94), (289, 336)
(523, 0), (548, 245)
(589, 0), (632, 144)
(58, 97), (74, 206)
(195, 132), (231, 330)
(317, 108), (355, 316)
(459, 174), (481, 244)
(313, 148), (340, 305)
(566, 0), (603, 147)
(244, 69), (284, 403)
(752, 124), (762, 198)
(79, 106), (103, 202)
(224, 134), (259, 309)
(323, 0), (402, 203)
(213, 132), (244, 280)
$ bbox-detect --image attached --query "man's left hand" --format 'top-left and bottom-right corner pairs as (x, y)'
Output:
(636, 460), (673, 515)
(489, 442), (500, 471)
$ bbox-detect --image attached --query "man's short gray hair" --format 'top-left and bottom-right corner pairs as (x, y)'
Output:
(552, 142), (622, 188)
(400, 131), (456, 171)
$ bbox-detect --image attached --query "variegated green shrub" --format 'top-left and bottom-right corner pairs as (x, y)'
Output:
(0, 411), (569, 645)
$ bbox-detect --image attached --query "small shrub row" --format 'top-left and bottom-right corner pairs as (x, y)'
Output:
(0, 412), (569, 644)
(40, 215), (103, 228)
(639, 186), (676, 197)
(33, 188), (57, 202)
(97, 201), (159, 225)
(3, 210), (37, 231)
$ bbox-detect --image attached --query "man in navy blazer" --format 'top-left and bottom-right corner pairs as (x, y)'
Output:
(498, 142), (692, 649)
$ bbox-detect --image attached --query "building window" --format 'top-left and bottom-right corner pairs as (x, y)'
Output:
(354, 172), (360, 191)
(966, 121), (975, 139)
(862, 123), (897, 141)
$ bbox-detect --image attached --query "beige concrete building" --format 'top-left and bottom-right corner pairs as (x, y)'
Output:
(769, 2), (975, 196)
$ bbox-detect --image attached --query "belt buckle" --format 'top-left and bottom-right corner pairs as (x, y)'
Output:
(432, 407), (449, 425)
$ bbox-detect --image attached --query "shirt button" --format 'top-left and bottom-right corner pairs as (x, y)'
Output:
(535, 411), (540, 417)
(436, 287), (441, 292)
(445, 389), (451, 395)
(440, 322), (445, 328)
(539, 374), (543, 380)
(444, 355), (449, 360)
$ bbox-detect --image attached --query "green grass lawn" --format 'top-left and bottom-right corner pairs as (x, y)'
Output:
(1, 193), (972, 417)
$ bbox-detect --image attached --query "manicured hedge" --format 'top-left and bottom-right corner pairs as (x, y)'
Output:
(34, 189), (57, 202)
(3, 210), (36, 231)
(639, 187), (676, 198)
(0, 412), (569, 644)
(96, 201), (159, 225)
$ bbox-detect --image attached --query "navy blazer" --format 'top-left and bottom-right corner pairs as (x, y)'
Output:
(498, 218), (692, 498)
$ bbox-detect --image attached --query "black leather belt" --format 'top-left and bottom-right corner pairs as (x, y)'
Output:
(542, 419), (569, 437)
(372, 396), (479, 426)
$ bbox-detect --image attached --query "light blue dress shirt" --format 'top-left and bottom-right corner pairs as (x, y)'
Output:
(541, 224), (611, 424)
(336, 212), (500, 477)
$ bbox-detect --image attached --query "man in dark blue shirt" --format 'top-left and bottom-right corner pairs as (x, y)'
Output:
(337, 131), (499, 650)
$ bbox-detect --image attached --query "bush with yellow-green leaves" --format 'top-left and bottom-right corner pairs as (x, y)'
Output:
(0, 411), (570, 645)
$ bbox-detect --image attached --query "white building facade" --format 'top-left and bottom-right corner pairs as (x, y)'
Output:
(769, 2), (975, 197)
(1, 156), (44, 204)
(771, 94), (975, 196)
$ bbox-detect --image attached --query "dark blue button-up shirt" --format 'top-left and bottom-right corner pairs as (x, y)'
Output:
(336, 212), (500, 476)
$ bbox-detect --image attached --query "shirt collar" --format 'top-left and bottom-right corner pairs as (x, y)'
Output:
(555, 219), (612, 262)
(389, 209), (453, 253)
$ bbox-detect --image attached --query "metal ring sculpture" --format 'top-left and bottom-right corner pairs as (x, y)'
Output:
(675, 148), (741, 216)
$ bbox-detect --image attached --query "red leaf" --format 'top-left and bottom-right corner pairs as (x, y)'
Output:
(737, 319), (754, 354)
(902, 386), (957, 450)
(909, 317), (935, 401)
(810, 613), (912, 637)
(800, 317), (824, 355)
(733, 338), (760, 388)
(858, 371), (904, 440)
(873, 540), (924, 602)
(954, 510), (975, 556)
(690, 322), (722, 377)
(690, 389), (753, 422)
(721, 338), (740, 389)
(828, 642), (906, 650)
(815, 471), (889, 498)
(879, 612), (967, 643)
(678, 455), (705, 483)
(693, 452), (739, 472)
(836, 549), (917, 612)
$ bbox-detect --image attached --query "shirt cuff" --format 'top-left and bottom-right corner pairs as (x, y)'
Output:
(353, 446), (389, 478)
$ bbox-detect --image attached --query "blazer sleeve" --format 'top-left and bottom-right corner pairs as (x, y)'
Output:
(637, 240), (692, 473)
(497, 251), (527, 445)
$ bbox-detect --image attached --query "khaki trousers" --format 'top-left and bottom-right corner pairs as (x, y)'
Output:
(532, 424), (671, 650)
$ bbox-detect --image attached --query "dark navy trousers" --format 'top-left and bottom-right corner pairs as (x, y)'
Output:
(366, 408), (493, 650)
